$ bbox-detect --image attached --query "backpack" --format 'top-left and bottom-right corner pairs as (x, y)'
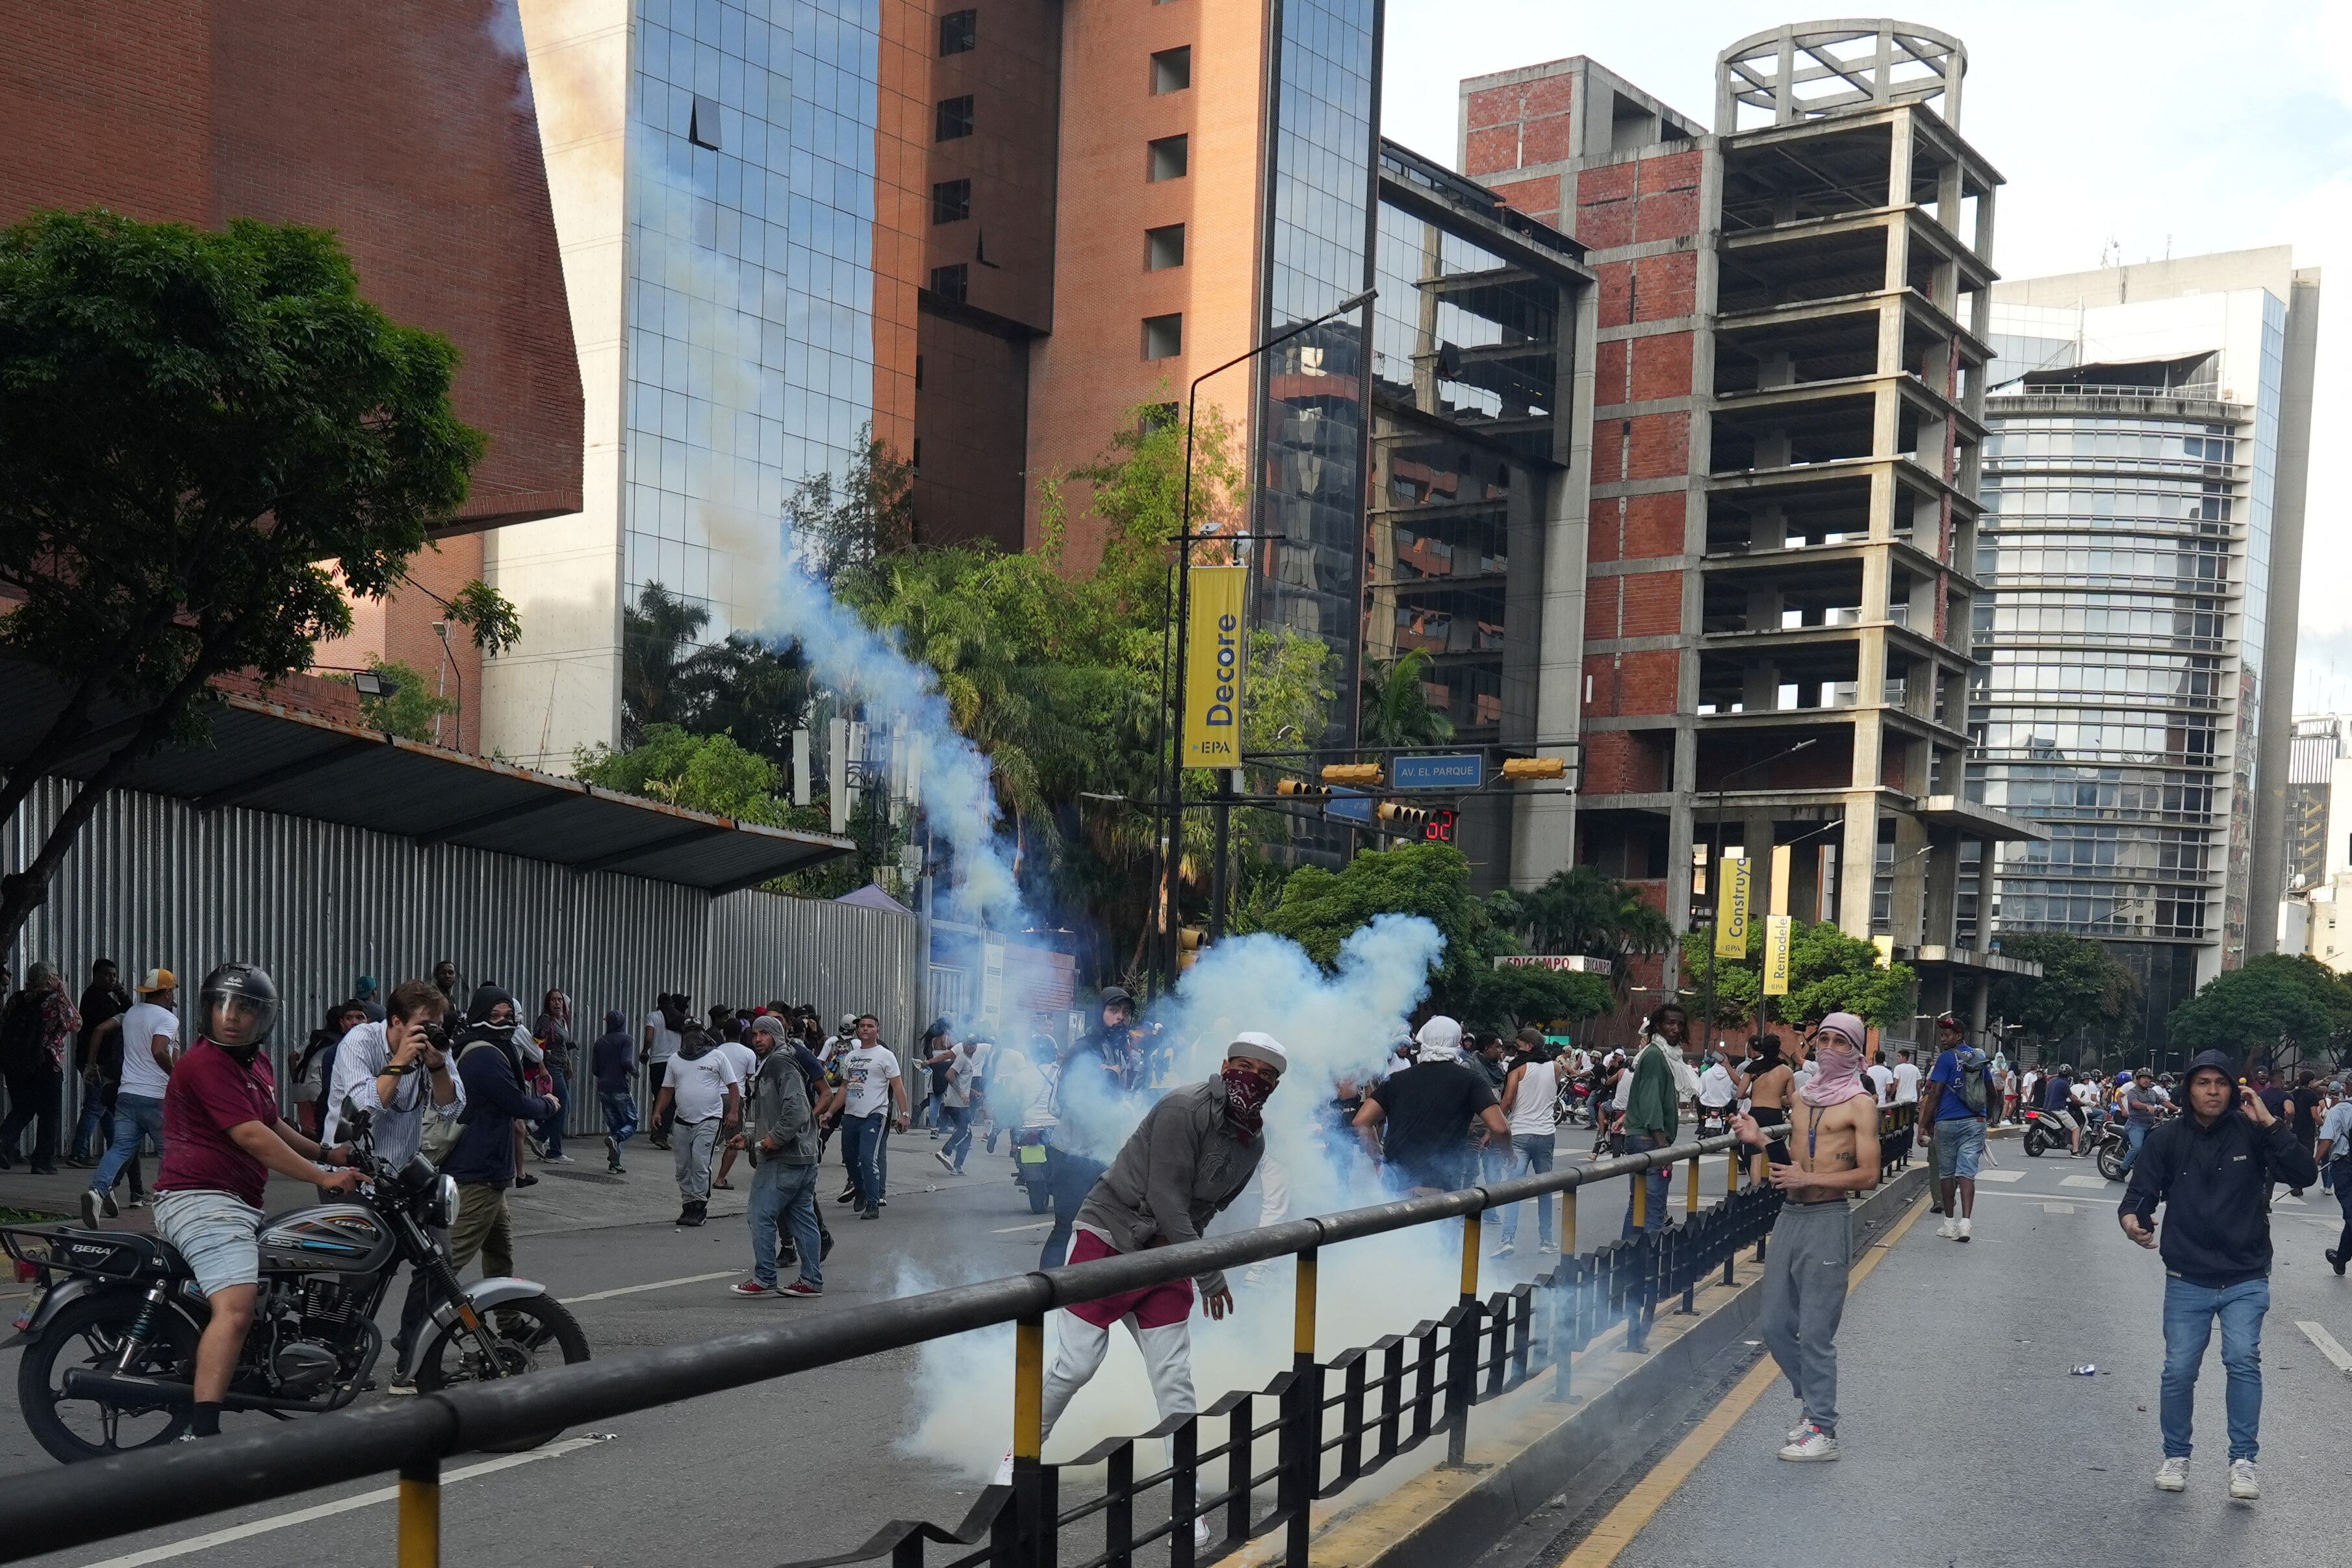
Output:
(1950, 1047), (1993, 1117)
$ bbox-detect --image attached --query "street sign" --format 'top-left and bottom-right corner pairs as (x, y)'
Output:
(1324, 790), (1372, 824)
(1392, 752), (1484, 791)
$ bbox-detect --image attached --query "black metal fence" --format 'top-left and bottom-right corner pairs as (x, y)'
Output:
(0, 1109), (1915, 1568)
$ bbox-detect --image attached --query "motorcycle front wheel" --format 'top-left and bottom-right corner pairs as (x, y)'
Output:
(18, 1291), (199, 1463)
(2097, 1145), (2127, 1183)
(415, 1293), (591, 1452)
(2023, 1128), (2047, 1157)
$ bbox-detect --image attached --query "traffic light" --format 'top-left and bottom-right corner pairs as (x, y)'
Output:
(1178, 926), (1207, 972)
(1321, 763), (1383, 787)
(1500, 756), (1567, 780)
(1423, 807), (1457, 844)
(1377, 800), (1431, 827)
(1275, 778), (1329, 797)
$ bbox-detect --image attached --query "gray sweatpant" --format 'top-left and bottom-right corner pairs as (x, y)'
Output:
(674, 1117), (719, 1203)
(1758, 1199), (1853, 1435)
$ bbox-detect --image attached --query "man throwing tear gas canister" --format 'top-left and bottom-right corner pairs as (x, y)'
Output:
(999, 1033), (1288, 1549)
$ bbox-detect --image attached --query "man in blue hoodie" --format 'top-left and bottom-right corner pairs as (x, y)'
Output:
(440, 986), (559, 1291)
(2120, 1048), (2315, 1502)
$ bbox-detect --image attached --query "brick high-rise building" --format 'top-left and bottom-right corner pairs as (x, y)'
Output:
(1464, 22), (2046, 1032)
(0, 1), (586, 754)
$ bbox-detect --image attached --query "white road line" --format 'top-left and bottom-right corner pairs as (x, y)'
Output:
(2059, 1174), (2110, 1189)
(2273, 1194), (2307, 1207)
(75, 1434), (613, 1568)
(1975, 1170), (2026, 1183)
(561, 1270), (736, 1303)
(992, 1220), (1055, 1233)
(2042, 1202), (2076, 1214)
(2295, 1320), (2352, 1377)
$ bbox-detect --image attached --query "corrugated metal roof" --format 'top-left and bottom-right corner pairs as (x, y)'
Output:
(0, 661), (852, 892)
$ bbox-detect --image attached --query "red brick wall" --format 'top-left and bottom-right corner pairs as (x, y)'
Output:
(1489, 175), (1561, 221)
(1462, 71), (1573, 178)
(1594, 411), (1693, 484)
(1618, 570), (1683, 638)
(1581, 729), (1671, 794)
(1584, 650), (1679, 718)
(1590, 494), (1687, 564)
(1633, 251), (1697, 322)
(1631, 332), (1694, 401)
(0, 3), (585, 537)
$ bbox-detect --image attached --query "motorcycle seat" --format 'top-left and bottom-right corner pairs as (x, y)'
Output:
(41, 1228), (190, 1282)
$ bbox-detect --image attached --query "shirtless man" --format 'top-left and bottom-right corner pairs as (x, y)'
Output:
(1732, 1011), (1882, 1463)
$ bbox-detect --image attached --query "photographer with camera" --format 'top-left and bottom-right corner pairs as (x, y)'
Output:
(324, 980), (464, 1393)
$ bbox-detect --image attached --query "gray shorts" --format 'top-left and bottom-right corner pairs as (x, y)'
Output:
(152, 1189), (266, 1298)
(1933, 1117), (1986, 1180)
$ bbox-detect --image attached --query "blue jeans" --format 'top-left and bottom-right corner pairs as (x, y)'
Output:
(539, 1067), (570, 1156)
(1622, 1132), (1671, 1237)
(2160, 1274), (2268, 1461)
(600, 1087), (638, 1145)
(940, 1103), (975, 1169)
(71, 1085), (109, 1162)
(90, 1093), (164, 1196)
(1039, 1146), (1106, 1270)
(842, 1112), (888, 1210)
(2120, 1120), (2151, 1176)
(1500, 1133), (1556, 1245)
(748, 1158), (824, 1289)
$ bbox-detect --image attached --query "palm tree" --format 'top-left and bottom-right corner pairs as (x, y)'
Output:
(620, 583), (710, 744)
(1514, 865), (1674, 995)
(1359, 649), (1454, 748)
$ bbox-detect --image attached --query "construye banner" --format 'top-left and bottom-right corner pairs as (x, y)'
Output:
(1714, 855), (1751, 959)
(1762, 914), (1793, 996)
(1182, 565), (1246, 768)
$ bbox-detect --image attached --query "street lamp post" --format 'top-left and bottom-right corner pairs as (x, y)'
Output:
(1153, 286), (1377, 988)
(1698, 738), (1818, 1050)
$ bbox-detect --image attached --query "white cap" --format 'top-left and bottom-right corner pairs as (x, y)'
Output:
(1226, 1032), (1288, 1074)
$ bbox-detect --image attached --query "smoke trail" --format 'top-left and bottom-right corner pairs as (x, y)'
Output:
(898, 917), (1473, 1477)
(625, 94), (1023, 927)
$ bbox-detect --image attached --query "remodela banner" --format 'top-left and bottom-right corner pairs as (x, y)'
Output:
(1762, 914), (1793, 996)
(1182, 565), (1246, 768)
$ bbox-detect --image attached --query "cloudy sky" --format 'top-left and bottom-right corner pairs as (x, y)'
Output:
(1379, 1), (2351, 708)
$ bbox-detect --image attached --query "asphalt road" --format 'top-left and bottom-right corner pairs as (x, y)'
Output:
(0, 1120), (1721, 1568)
(1496, 1142), (2352, 1568)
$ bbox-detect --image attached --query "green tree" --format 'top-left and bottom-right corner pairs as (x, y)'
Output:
(574, 725), (782, 822)
(2168, 952), (2352, 1059)
(339, 657), (455, 742)
(620, 582), (711, 744)
(1359, 649), (1454, 748)
(786, 427), (916, 583)
(0, 210), (507, 946)
(1471, 961), (1617, 1031)
(1502, 865), (1675, 997)
(1681, 920), (1917, 1031)
(1986, 932), (2141, 1050)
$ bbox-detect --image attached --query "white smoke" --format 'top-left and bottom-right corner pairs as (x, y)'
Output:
(626, 100), (1023, 927)
(898, 917), (1473, 1479)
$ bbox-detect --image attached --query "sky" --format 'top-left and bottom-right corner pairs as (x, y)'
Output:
(1377, 1), (2352, 709)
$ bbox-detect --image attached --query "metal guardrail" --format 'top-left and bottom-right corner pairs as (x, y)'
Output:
(0, 1108), (1919, 1567)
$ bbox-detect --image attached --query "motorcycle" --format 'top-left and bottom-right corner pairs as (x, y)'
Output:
(1553, 1076), (1596, 1128)
(2092, 1120), (2130, 1183)
(3, 1101), (590, 1463)
(2020, 1106), (2079, 1159)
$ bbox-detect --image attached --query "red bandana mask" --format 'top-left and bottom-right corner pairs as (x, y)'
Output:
(1220, 1060), (1274, 1134)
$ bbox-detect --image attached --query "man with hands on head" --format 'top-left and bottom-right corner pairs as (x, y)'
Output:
(2119, 1049), (2314, 1502)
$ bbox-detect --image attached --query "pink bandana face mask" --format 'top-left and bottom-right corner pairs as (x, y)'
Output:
(1799, 1034), (1871, 1107)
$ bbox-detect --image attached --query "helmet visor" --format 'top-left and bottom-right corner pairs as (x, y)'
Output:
(207, 991), (279, 1048)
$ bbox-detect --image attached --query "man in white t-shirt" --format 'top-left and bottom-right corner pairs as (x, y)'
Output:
(643, 995), (684, 1150)
(1866, 1052), (1896, 1107)
(81, 970), (181, 1227)
(1891, 1048), (1921, 1107)
(933, 1037), (987, 1174)
(652, 1031), (743, 1226)
(709, 1029), (760, 1192)
(826, 1015), (908, 1219)
(1698, 1051), (1741, 1124)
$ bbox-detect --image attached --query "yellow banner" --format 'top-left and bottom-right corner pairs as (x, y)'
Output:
(1714, 855), (1751, 959)
(1762, 915), (1793, 996)
(1769, 844), (1792, 917)
(1182, 566), (1246, 768)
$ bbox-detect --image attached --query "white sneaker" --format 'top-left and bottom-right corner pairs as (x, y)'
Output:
(1956, 1217), (1972, 1243)
(1936, 1217), (1958, 1240)
(1490, 1243), (1516, 1259)
(2154, 1456), (2189, 1492)
(1194, 1517), (1214, 1549)
(2228, 1458), (2258, 1499)
(1778, 1424), (1838, 1462)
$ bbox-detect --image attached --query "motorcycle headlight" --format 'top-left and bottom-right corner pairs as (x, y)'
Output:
(429, 1175), (458, 1230)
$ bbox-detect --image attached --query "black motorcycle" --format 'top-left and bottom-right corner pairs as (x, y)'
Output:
(2, 1104), (589, 1463)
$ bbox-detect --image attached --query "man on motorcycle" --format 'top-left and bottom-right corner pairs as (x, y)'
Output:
(152, 964), (364, 1439)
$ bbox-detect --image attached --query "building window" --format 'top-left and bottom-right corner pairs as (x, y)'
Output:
(688, 94), (721, 150)
(915, 354), (925, 391)
(931, 264), (969, 303)
(936, 95), (975, 142)
(1151, 47), (1192, 94)
(939, 8), (977, 54)
(932, 179), (972, 224)
(1142, 312), (1183, 360)
(1147, 134), (1189, 182)
(1145, 223), (1186, 271)
(913, 437), (923, 470)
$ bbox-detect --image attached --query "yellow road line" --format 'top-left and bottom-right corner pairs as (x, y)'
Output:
(1554, 1193), (1931, 1568)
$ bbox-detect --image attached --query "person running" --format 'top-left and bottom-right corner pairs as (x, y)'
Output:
(733, 1015), (826, 1298)
(1494, 1030), (1560, 1258)
(1731, 1012), (1881, 1462)
(2121, 1050), (2314, 1500)
(2319, 1091), (2352, 1275)
(1352, 1016), (1509, 1196)
(933, 1034), (985, 1175)
(590, 1009), (636, 1173)
(1919, 1014), (1991, 1243)
(997, 1033), (1288, 1553)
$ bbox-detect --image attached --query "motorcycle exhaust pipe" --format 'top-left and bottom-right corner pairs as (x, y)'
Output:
(59, 1368), (332, 1415)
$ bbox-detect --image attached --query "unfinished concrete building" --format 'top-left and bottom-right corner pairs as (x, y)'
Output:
(1464, 21), (2042, 1036)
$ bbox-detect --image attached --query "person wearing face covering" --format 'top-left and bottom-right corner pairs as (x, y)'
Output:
(591, 1009), (638, 1173)
(1353, 1016), (1510, 1195)
(1732, 1011), (1884, 1464)
(995, 1033), (1286, 1550)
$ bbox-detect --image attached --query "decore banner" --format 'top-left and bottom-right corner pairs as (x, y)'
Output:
(1182, 565), (1246, 768)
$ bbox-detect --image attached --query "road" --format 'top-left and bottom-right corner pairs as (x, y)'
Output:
(1481, 1141), (2352, 1568)
(1, 1119), (1718, 1568)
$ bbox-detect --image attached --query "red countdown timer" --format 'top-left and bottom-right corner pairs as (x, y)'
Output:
(1423, 807), (1457, 844)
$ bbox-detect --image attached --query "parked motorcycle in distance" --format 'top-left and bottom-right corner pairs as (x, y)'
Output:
(3, 1100), (589, 1463)
(2020, 1106), (2078, 1159)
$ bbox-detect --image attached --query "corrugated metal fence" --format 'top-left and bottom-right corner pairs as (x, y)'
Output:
(5, 778), (919, 1137)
